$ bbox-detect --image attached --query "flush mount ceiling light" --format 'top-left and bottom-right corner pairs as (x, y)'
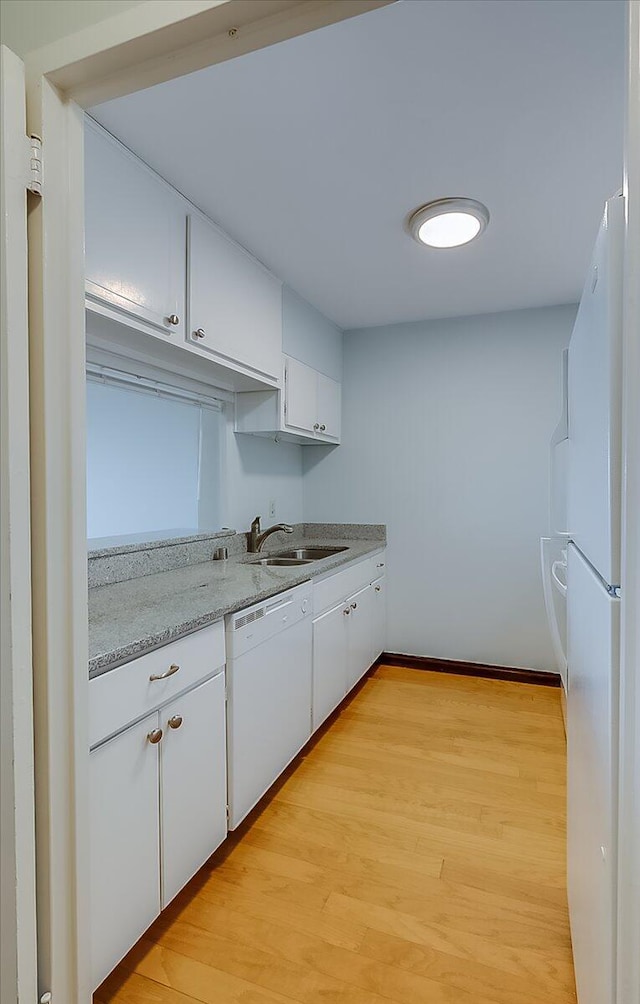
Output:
(407, 198), (490, 249)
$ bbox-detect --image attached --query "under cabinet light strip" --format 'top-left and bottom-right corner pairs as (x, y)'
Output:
(86, 363), (224, 411)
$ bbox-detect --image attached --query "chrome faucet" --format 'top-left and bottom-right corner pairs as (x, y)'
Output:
(249, 515), (294, 553)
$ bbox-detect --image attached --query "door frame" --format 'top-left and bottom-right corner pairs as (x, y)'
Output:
(1, 44), (38, 1004)
(20, 3), (392, 1001)
(11, 0), (640, 1001)
(617, 4), (640, 1004)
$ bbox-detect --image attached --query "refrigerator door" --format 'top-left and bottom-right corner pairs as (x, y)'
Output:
(567, 195), (624, 586)
(567, 543), (619, 1004)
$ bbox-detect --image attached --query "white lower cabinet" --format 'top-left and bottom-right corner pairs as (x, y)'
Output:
(90, 667), (226, 990)
(371, 576), (387, 663)
(312, 601), (349, 731)
(90, 713), (161, 991)
(346, 583), (375, 691)
(312, 554), (387, 730)
(160, 674), (227, 908)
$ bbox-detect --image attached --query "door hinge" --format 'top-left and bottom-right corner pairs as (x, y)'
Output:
(26, 134), (43, 195)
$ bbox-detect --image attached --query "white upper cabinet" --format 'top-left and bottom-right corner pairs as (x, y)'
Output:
(187, 214), (282, 384)
(85, 123), (186, 339)
(235, 354), (342, 444)
(284, 356), (319, 434)
(283, 356), (341, 442)
(316, 371), (341, 441)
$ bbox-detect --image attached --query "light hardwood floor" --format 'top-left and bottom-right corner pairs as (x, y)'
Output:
(95, 666), (576, 1004)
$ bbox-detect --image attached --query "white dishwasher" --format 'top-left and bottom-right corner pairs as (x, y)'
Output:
(226, 581), (312, 828)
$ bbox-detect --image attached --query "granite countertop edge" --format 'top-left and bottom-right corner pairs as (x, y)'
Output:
(89, 538), (385, 679)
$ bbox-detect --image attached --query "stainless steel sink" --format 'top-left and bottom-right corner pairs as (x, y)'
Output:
(277, 547), (348, 560)
(249, 556), (313, 566)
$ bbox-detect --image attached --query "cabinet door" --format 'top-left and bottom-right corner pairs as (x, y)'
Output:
(316, 373), (341, 442)
(346, 584), (375, 691)
(85, 124), (186, 337)
(90, 713), (161, 991)
(160, 673), (227, 907)
(284, 356), (318, 434)
(371, 576), (387, 663)
(312, 602), (349, 731)
(187, 214), (282, 380)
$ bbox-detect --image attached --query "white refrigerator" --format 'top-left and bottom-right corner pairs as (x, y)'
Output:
(543, 193), (624, 1004)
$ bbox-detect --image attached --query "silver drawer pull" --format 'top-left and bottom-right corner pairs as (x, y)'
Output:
(343, 607), (351, 616)
(320, 424), (326, 432)
(167, 314), (180, 326)
(168, 715), (183, 730)
(376, 563), (385, 568)
(350, 602), (357, 610)
(147, 728), (163, 745)
(149, 663), (180, 682)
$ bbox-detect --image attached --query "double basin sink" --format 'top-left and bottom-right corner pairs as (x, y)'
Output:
(249, 546), (347, 567)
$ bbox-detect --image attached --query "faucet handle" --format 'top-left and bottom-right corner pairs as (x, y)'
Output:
(283, 524), (294, 533)
(250, 515), (261, 532)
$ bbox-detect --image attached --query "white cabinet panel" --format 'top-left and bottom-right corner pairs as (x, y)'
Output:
(371, 576), (387, 662)
(284, 356), (318, 434)
(85, 123), (186, 337)
(187, 214), (282, 381)
(161, 674), (227, 907)
(312, 603), (349, 731)
(316, 372), (341, 441)
(90, 714), (161, 990)
(346, 584), (375, 690)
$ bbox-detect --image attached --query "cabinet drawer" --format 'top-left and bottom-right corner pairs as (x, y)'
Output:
(89, 621), (225, 748)
(313, 551), (385, 617)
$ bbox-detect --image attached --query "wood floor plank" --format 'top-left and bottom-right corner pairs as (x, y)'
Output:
(96, 666), (576, 1004)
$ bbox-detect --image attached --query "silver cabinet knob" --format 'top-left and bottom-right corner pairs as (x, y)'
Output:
(147, 728), (163, 745)
(374, 585), (381, 592)
(343, 607), (351, 615)
(193, 328), (206, 340)
(376, 563), (385, 568)
(168, 715), (183, 730)
(313, 423), (320, 431)
(350, 602), (357, 610)
(149, 663), (180, 682)
(320, 424), (326, 432)
(167, 314), (180, 326)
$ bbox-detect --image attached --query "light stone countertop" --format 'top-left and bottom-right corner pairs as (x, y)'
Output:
(88, 538), (385, 678)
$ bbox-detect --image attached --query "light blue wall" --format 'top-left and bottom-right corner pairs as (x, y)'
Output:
(303, 304), (577, 672)
(225, 415), (303, 530)
(282, 286), (343, 381)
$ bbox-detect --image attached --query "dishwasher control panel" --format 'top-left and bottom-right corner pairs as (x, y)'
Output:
(226, 582), (313, 658)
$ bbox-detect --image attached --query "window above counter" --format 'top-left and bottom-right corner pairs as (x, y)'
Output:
(86, 368), (225, 540)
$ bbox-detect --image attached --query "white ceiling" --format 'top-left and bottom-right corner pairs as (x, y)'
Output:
(91, 0), (625, 331)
